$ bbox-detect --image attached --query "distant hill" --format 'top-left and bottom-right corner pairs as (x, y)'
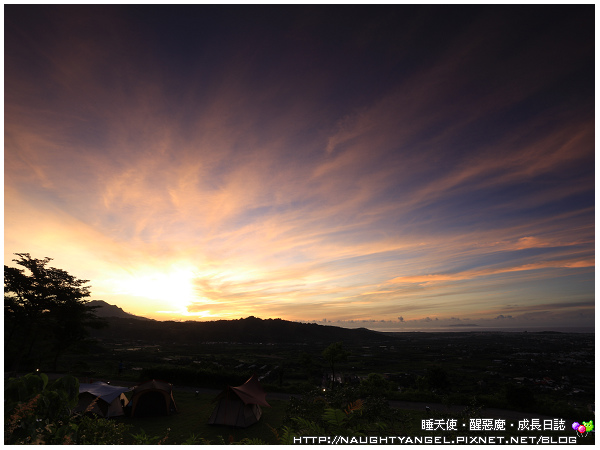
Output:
(89, 314), (394, 346)
(87, 300), (152, 321)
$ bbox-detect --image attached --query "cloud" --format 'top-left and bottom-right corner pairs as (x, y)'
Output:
(388, 257), (594, 287)
(4, 7), (593, 326)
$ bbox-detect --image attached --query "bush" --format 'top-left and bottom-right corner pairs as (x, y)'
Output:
(359, 373), (392, 397)
(4, 372), (79, 444)
(51, 416), (132, 445)
(281, 384), (406, 438)
(5, 372), (134, 445)
(396, 388), (442, 403)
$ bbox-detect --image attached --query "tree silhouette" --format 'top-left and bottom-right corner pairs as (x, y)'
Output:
(4, 253), (106, 371)
(322, 341), (349, 389)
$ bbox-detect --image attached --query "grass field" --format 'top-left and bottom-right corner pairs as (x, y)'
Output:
(115, 391), (288, 444)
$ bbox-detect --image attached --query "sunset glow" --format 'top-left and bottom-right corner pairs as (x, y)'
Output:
(4, 5), (594, 331)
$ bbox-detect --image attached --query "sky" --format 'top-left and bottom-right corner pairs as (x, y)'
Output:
(4, 5), (595, 331)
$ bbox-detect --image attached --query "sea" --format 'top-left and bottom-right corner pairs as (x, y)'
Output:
(374, 326), (594, 333)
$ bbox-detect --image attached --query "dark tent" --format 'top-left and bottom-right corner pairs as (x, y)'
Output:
(128, 379), (178, 417)
(208, 374), (270, 428)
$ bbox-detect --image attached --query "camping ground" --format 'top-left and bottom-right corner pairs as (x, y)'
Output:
(100, 389), (590, 445)
(58, 330), (593, 445)
(115, 391), (289, 445)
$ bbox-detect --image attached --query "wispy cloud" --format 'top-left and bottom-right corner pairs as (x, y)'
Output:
(4, 6), (593, 327)
(388, 258), (594, 287)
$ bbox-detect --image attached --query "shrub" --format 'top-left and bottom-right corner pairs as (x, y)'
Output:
(4, 372), (134, 445)
(4, 372), (79, 444)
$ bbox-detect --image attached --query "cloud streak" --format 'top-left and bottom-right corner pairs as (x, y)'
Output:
(4, 6), (594, 329)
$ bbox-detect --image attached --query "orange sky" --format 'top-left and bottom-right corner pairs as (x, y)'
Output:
(4, 5), (595, 331)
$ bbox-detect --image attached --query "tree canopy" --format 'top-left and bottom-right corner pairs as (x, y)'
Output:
(4, 253), (106, 372)
(322, 341), (349, 388)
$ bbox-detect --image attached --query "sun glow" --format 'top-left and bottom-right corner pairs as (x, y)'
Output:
(109, 264), (199, 315)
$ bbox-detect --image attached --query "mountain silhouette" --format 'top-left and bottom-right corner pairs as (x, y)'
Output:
(88, 308), (394, 346)
(88, 300), (153, 321)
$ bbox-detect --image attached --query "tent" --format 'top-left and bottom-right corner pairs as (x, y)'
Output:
(75, 382), (130, 418)
(208, 374), (270, 428)
(128, 379), (178, 417)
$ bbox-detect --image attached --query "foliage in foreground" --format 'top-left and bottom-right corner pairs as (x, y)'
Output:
(4, 372), (268, 445)
(12, 371), (583, 445)
(277, 383), (408, 442)
(4, 372), (131, 444)
(5, 372), (410, 445)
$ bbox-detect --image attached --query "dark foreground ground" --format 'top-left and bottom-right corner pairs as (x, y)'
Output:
(7, 329), (594, 443)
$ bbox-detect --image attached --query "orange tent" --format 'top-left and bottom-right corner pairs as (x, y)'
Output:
(208, 374), (270, 427)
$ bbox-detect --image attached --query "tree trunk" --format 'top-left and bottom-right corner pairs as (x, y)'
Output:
(331, 363), (336, 389)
